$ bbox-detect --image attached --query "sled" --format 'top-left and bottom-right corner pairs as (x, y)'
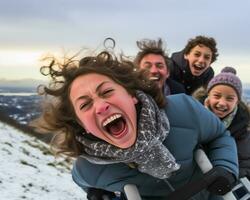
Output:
(231, 177), (250, 200)
(123, 149), (250, 200)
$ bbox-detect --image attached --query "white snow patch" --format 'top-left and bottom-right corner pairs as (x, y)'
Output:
(0, 122), (87, 200)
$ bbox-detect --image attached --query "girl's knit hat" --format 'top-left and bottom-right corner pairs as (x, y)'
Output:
(207, 66), (242, 99)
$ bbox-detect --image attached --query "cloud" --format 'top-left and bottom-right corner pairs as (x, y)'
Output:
(1, 0), (249, 49)
(0, 0), (249, 82)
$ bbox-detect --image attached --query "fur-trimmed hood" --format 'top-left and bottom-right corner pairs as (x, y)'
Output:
(191, 86), (207, 104)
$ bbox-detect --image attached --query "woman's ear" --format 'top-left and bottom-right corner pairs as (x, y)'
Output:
(76, 118), (90, 134)
(133, 97), (138, 104)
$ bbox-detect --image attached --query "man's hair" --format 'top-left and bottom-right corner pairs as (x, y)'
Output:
(183, 35), (219, 63)
(134, 38), (170, 69)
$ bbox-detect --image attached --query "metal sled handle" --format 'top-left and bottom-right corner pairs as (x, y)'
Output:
(195, 149), (237, 200)
(124, 184), (142, 200)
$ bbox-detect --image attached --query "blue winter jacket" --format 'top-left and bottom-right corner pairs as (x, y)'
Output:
(72, 94), (238, 200)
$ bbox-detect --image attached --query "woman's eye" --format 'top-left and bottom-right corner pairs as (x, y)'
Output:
(80, 101), (91, 110)
(102, 89), (114, 96)
(79, 104), (86, 110)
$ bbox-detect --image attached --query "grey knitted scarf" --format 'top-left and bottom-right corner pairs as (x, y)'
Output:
(76, 90), (180, 179)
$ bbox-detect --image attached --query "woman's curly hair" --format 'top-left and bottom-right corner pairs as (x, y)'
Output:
(33, 50), (165, 157)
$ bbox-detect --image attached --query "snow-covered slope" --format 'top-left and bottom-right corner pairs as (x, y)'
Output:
(0, 121), (87, 200)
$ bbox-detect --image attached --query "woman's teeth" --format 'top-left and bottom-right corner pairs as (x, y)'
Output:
(103, 114), (122, 127)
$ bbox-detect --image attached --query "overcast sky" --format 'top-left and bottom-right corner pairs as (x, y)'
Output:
(0, 0), (249, 83)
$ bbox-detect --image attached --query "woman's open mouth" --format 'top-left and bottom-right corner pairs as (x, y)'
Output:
(102, 114), (127, 139)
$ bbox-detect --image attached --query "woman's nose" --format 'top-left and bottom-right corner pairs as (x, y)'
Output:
(95, 101), (110, 115)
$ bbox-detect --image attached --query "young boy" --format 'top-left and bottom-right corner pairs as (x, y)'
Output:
(170, 35), (218, 95)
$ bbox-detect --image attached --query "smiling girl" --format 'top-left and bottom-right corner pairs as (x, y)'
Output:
(194, 66), (250, 180)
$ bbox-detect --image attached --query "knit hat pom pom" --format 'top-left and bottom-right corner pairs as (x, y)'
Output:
(221, 66), (237, 75)
(207, 66), (242, 99)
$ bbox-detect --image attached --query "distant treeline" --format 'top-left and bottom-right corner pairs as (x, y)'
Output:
(0, 112), (52, 143)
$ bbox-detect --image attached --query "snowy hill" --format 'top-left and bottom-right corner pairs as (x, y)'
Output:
(0, 121), (87, 200)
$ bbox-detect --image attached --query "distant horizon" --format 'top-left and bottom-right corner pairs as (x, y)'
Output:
(0, 78), (250, 89)
(0, 77), (250, 85)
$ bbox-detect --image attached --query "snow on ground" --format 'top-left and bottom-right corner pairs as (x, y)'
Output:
(0, 121), (87, 200)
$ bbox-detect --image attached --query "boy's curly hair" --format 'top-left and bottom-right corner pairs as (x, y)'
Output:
(183, 35), (219, 63)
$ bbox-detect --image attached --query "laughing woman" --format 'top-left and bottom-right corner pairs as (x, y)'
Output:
(34, 50), (238, 200)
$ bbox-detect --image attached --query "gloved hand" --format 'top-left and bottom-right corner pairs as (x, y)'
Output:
(87, 187), (116, 200)
(206, 166), (237, 195)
